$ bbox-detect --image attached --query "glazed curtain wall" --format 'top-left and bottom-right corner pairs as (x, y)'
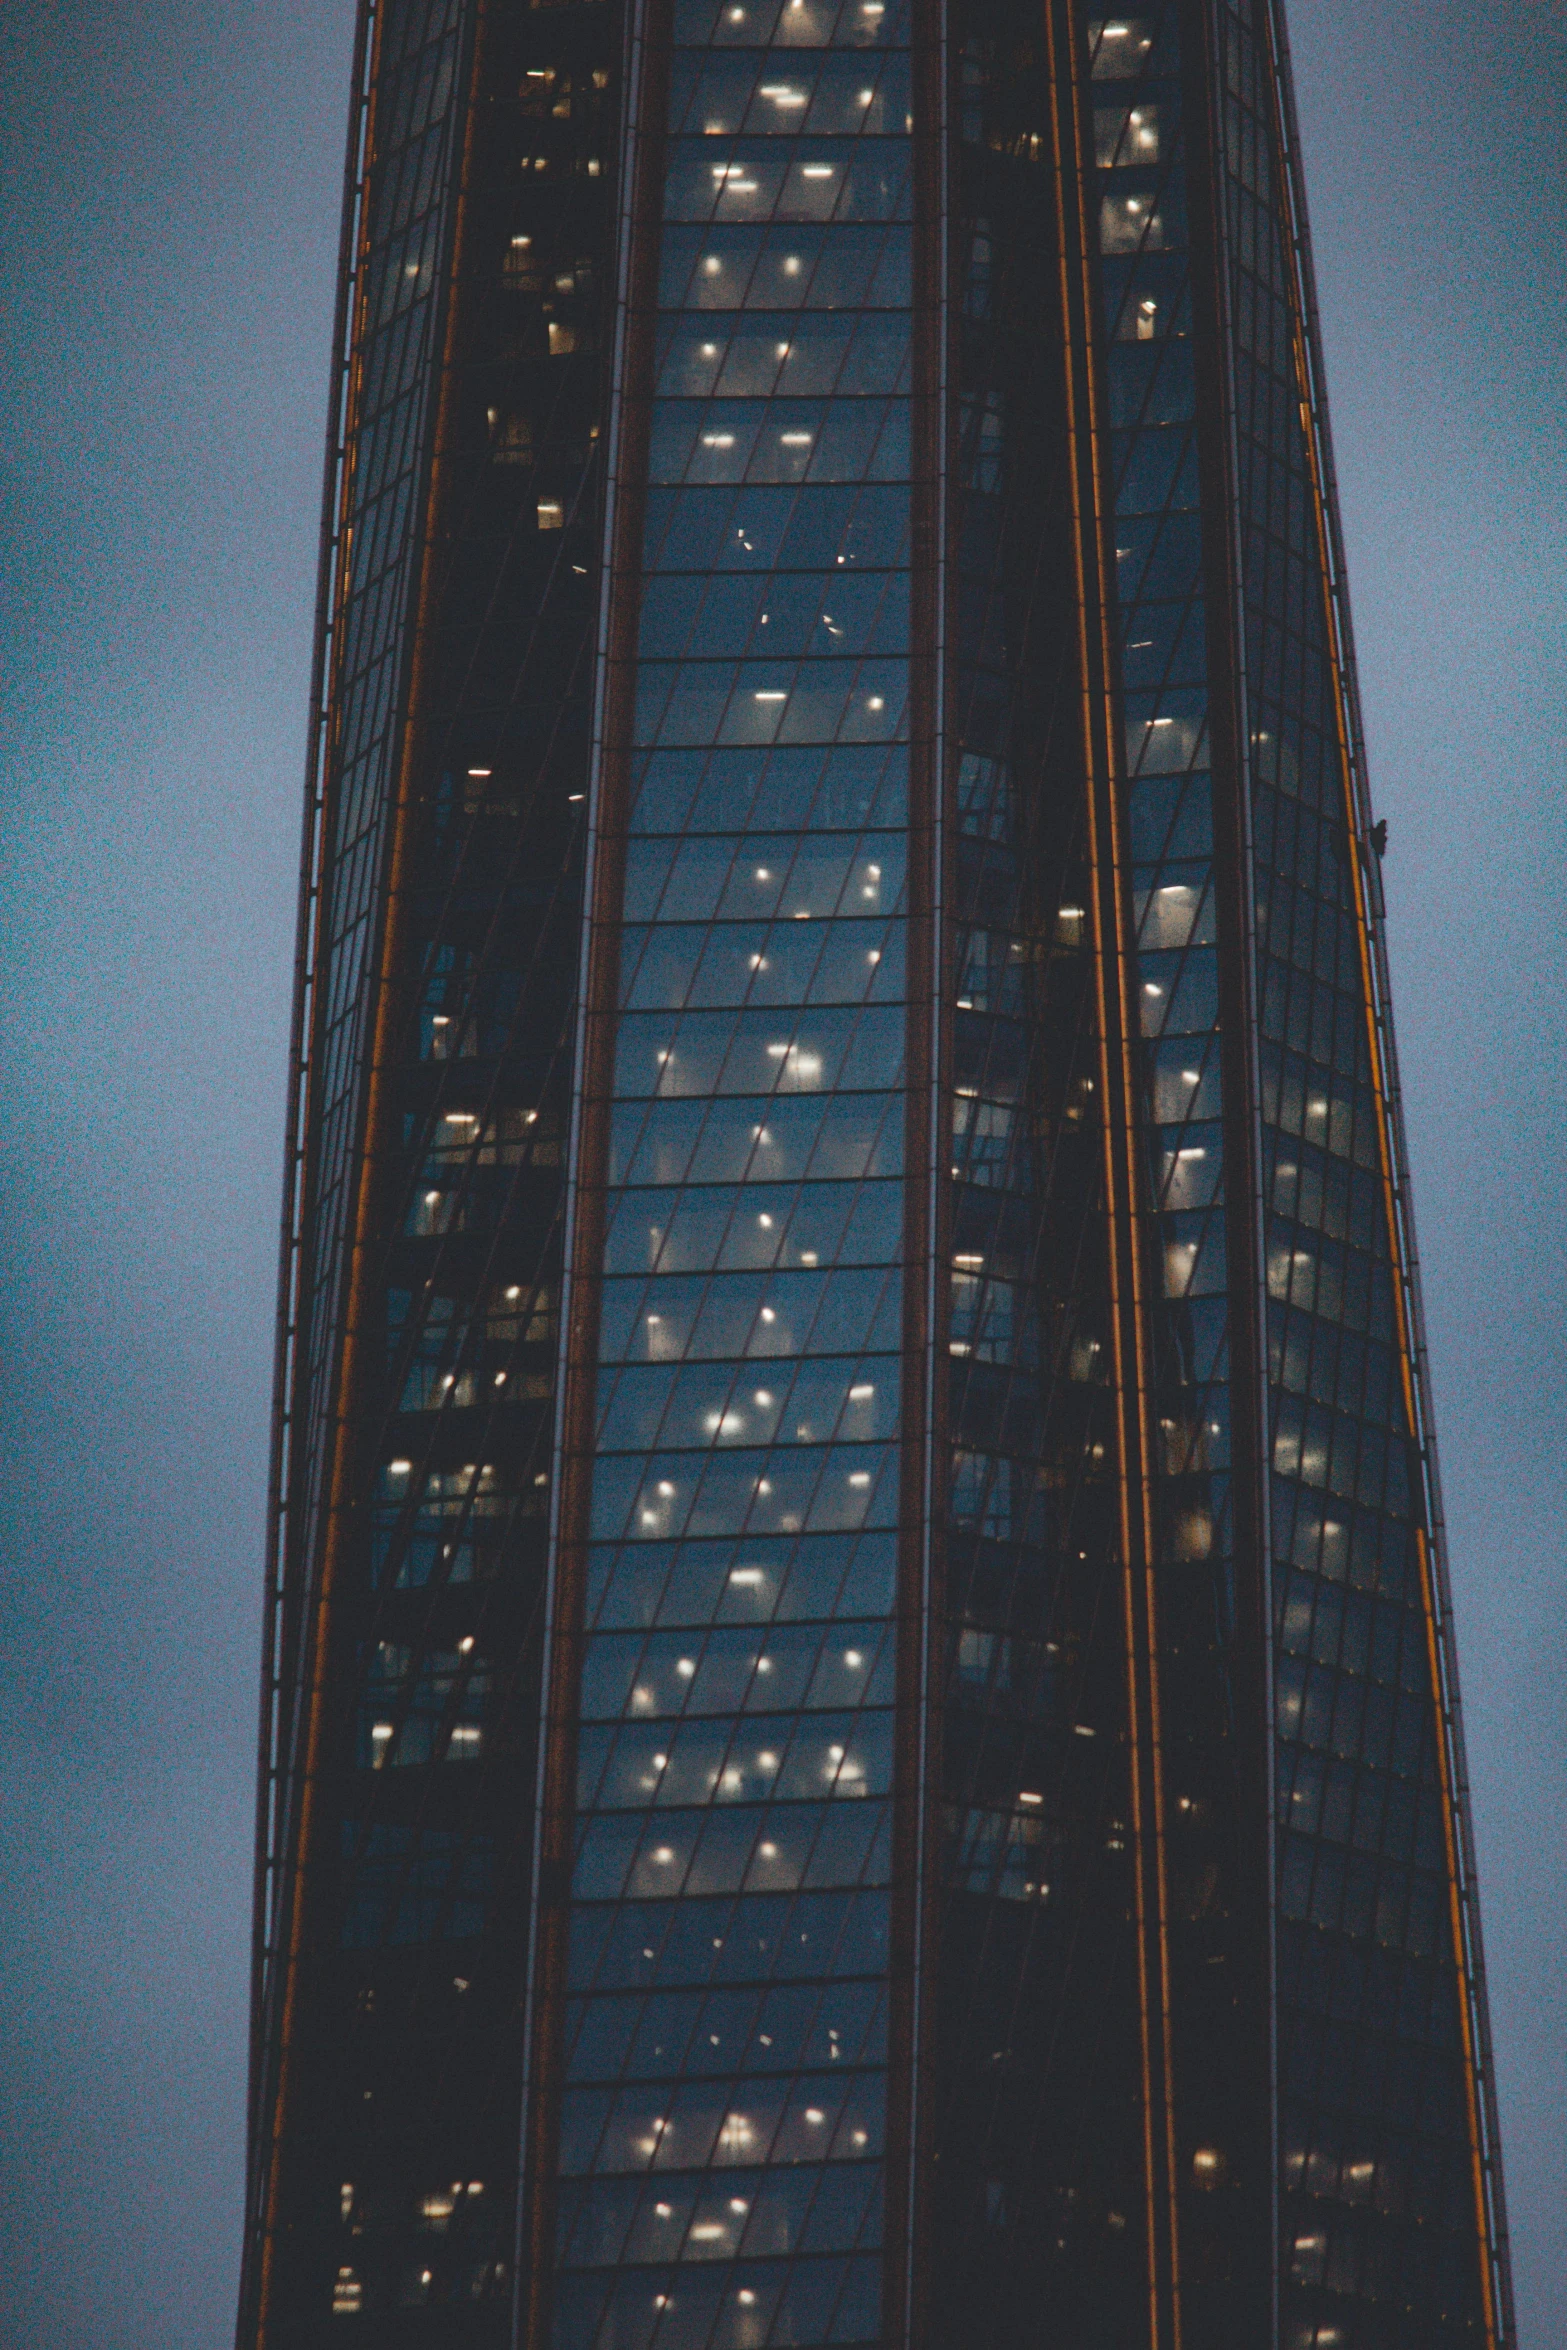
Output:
(1080, 19), (1266, 2330)
(243, 0), (624, 2335)
(924, 3), (1160, 2344)
(248, 0), (1511, 2342)
(1051, 5), (1507, 2343)
(1215, 3), (1504, 2342)
(263, 0), (467, 1993)
(249, 0), (471, 2318)
(551, 1), (917, 2345)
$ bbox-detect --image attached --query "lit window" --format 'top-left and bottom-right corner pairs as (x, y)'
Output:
(1089, 17), (1155, 80)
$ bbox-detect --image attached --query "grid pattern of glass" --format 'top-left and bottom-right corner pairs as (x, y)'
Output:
(1216, 3), (1498, 2342)
(247, 0), (1511, 2339)
(1081, 10), (1264, 2325)
(557, 2), (915, 2343)
(289, 0), (467, 1615)
(247, 2), (471, 2320)
(923, 8), (1154, 2344)
(257, 1), (469, 2031)
(243, 0), (625, 2337)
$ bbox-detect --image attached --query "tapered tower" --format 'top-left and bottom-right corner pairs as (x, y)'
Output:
(239, 4), (1511, 2346)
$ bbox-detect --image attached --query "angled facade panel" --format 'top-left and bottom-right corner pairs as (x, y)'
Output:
(241, 4), (1511, 2348)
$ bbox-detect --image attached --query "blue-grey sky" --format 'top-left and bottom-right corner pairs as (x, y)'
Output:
(0, 2), (1560, 2343)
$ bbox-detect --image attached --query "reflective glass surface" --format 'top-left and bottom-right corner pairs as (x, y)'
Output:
(249, 3), (1508, 2342)
(558, 2), (913, 2342)
(1215, 5), (1494, 2341)
(249, 0), (626, 2334)
(292, 0), (468, 1635)
(1083, 13), (1262, 2327)
(924, 7), (1166, 2342)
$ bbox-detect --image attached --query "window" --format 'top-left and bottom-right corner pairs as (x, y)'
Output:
(1087, 17), (1155, 79)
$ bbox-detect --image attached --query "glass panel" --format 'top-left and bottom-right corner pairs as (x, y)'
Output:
(1213, 3), (1491, 2336)
(556, 0), (913, 2335)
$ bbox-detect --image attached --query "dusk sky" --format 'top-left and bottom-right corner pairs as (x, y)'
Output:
(0, 1), (1560, 2343)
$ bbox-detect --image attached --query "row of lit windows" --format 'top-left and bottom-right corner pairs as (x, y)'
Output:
(555, 14), (912, 2336)
(304, 8), (622, 2338)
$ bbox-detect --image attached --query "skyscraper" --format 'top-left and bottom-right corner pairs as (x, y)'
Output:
(239, 1), (1512, 2344)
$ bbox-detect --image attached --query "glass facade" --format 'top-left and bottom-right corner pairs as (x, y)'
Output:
(550, 5), (915, 2342)
(1212, 9), (1509, 2344)
(241, 2), (1511, 2347)
(928, 7), (1155, 2343)
(244, 0), (623, 2333)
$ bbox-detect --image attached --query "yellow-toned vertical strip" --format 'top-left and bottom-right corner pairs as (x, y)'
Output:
(1255, 5), (1501, 2339)
(1043, 8), (1181, 2345)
